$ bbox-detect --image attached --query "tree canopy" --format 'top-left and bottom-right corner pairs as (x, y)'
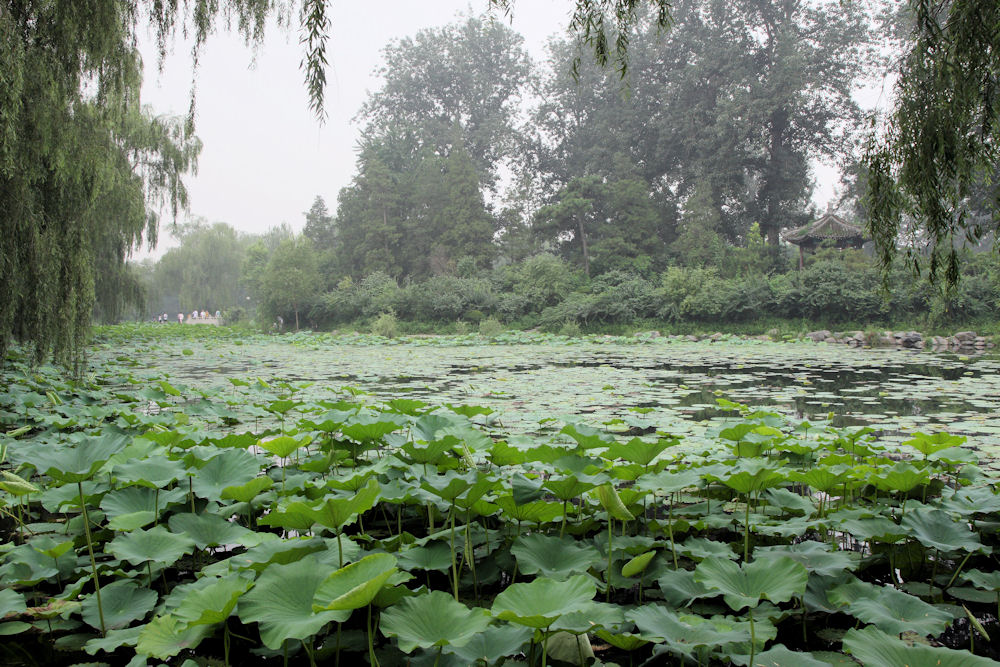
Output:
(863, 0), (1000, 284)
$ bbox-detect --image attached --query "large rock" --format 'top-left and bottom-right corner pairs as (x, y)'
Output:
(805, 330), (832, 342)
(900, 331), (923, 348)
(954, 330), (977, 342)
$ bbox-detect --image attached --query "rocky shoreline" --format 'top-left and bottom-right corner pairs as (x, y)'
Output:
(635, 329), (996, 352)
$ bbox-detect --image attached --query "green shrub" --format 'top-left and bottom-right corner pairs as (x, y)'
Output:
(558, 320), (582, 337)
(453, 320), (470, 335)
(478, 317), (504, 338)
(371, 311), (399, 338)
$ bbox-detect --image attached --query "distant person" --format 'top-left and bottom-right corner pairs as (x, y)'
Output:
(178, 312), (184, 324)
(215, 310), (221, 318)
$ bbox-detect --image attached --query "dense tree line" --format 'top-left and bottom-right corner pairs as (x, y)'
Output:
(5, 0), (998, 363)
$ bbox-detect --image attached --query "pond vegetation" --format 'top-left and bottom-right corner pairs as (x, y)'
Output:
(2, 327), (1000, 665)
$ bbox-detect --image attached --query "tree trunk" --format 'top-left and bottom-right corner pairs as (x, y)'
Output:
(577, 218), (590, 279)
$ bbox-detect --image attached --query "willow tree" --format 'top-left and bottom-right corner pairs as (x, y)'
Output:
(863, 0), (1000, 285)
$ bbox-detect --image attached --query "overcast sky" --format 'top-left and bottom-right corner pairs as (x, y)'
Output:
(137, 0), (845, 259)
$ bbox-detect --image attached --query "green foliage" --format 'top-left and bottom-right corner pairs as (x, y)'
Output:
(478, 317), (504, 338)
(864, 0), (1000, 285)
(370, 311), (399, 339)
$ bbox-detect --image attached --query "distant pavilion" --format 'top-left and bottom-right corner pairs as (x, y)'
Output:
(783, 212), (867, 269)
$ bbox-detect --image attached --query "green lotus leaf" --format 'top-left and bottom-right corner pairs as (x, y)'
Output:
(167, 512), (267, 549)
(313, 553), (397, 611)
(678, 536), (736, 562)
(491, 574), (597, 628)
(901, 507), (986, 554)
(0, 589), (26, 617)
(621, 551), (656, 579)
(791, 467), (850, 493)
(550, 600), (626, 633)
(420, 470), (473, 502)
(656, 568), (712, 606)
(755, 541), (857, 577)
(398, 436), (458, 466)
(752, 644), (833, 666)
(635, 469), (701, 495)
(220, 476), (273, 503)
(381, 590), (492, 652)
(173, 576), (252, 626)
(872, 462), (928, 493)
(693, 556), (808, 611)
(511, 533), (602, 579)
(0, 470), (39, 496)
(560, 423), (615, 450)
(341, 415), (404, 443)
(442, 623), (533, 663)
(594, 628), (650, 651)
(494, 495), (564, 524)
(840, 584), (953, 637)
(107, 510), (157, 531)
(84, 626), (142, 655)
(107, 525), (196, 567)
(842, 626), (999, 667)
(100, 486), (185, 518)
(307, 478), (380, 530)
(113, 456), (186, 488)
(82, 579), (158, 631)
(543, 475), (597, 501)
(258, 435), (306, 458)
(711, 459), (786, 495)
(190, 448), (260, 499)
(396, 542), (454, 573)
(237, 556), (348, 650)
(963, 569), (1000, 592)
(902, 431), (966, 458)
(604, 437), (677, 466)
(136, 614), (211, 659)
(628, 605), (749, 659)
(593, 483), (634, 521)
(32, 433), (128, 483)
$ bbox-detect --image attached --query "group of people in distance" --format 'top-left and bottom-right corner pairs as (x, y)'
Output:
(155, 309), (221, 324)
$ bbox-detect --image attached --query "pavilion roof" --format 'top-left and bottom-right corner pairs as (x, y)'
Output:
(783, 213), (866, 246)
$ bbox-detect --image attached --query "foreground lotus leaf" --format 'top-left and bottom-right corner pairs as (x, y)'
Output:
(838, 583), (954, 637)
(901, 507), (987, 554)
(751, 644), (833, 666)
(190, 448), (260, 499)
(107, 525), (197, 568)
(167, 512), (266, 549)
(173, 576), (253, 626)
(511, 533), (603, 579)
(313, 552), (397, 611)
(694, 556), (808, 611)
(81, 579), (157, 631)
(31, 433), (128, 483)
(237, 556), (348, 649)
(628, 605), (750, 660)
(442, 623), (533, 663)
(380, 589), (492, 652)
(491, 574), (598, 628)
(136, 614), (211, 659)
(842, 626), (1000, 667)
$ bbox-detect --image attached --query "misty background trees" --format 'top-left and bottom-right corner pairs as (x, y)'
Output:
(5, 0), (999, 361)
(134, 4), (1000, 332)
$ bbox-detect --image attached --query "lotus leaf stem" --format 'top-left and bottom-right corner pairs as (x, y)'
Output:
(78, 481), (106, 635)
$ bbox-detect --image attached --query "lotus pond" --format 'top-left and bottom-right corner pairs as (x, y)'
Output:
(2, 325), (1000, 666)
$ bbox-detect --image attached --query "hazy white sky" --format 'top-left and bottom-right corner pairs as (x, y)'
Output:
(138, 1), (577, 257)
(137, 0), (845, 258)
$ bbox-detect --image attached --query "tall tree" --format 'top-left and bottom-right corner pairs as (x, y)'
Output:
(0, 2), (200, 364)
(257, 237), (321, 330)
(356, 13), (531, 190)
(528, 0), (880, 245)
(302, 196), (337, 249)
(147, 222), (250, 316)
